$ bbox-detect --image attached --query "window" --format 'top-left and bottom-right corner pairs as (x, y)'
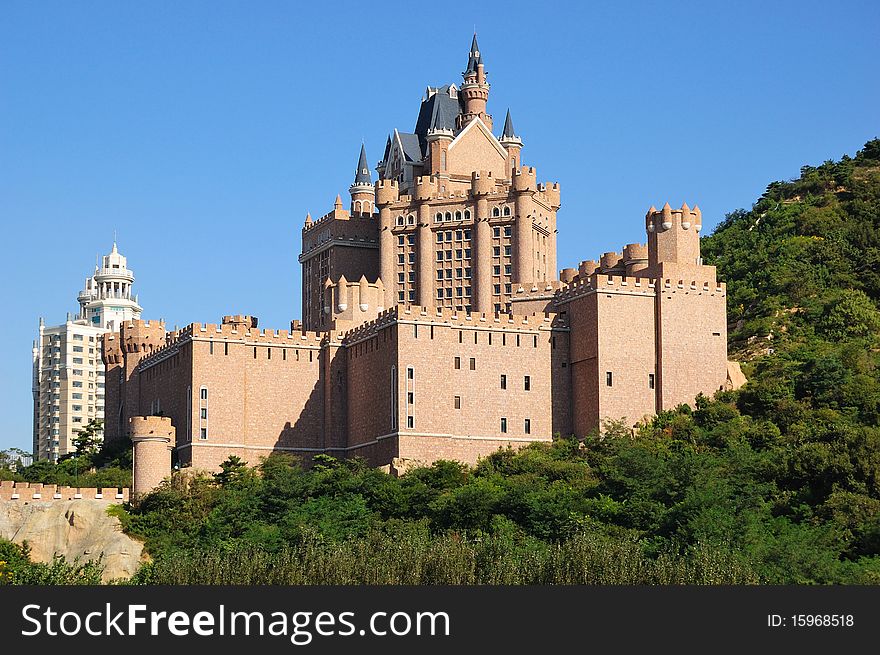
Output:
(469, 357), (476, 370)
(454, 357), (461, 369)
(606, 372), (613, 387)
(407, 416), (414, 428)
(73, 381), (83, 388)
(500, 417), (508, 433)
(503, 206), (511, 216)
(505, 264), (512, 275)
(200, 428), (207, 439)
(200, 408), (207, 419)
(454, 396), (461, 409)
(436, 213), (443, 222)
(390, 366), (398, 430)
(72, 346), (83, 353)
(209, 341), (214, 355)
(504, 226), (512, 237)
(73, 334), (83, 341)
(524, 418), (531, 434)
(504, 245), (511, 256)
(500, 374), (507, 389)
(399, 235), (405, 245)
(200, 388), (208, 400)
(492, 207), (500, 217)
(648, 373), (655, 389)
(407, 234), (415, 245)
(524, 375), (531, 391)
(493, 227), (500, 237)
(464, 210), (471, 220)
(397, 217), (404, 226)
(73, 357), (83, 364)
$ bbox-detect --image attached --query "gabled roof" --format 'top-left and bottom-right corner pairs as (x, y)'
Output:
(393, 129), (423, 163)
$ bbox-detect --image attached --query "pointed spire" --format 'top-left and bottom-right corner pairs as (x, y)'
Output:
(465, 33), (482, 74)
(502, 109), (516, 138)
(354, 143), (371, 185)
(305, 212), (313, 226)
(334, 194), (343, 209)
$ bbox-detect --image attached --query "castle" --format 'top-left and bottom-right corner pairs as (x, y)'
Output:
(102, 36), (740, 485)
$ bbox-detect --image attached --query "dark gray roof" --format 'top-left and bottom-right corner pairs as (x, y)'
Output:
(465, 33), (482, 74)
(381, 135), (391, 163)
(502, 109), (516, 138)
(397, 132), (423, 163)
(354, 143), (371, 184)
(414, 87), (461, 153)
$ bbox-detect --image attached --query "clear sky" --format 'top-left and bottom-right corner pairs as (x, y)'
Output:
(1, 0), (877, 452)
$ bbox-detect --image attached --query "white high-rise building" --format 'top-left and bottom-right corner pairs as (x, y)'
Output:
(32, 243), (143, 461)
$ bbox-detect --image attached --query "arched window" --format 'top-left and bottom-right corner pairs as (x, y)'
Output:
(464, 210), (471, 220)
(445, 212), (452, 221)
(436, 212), (443, 222)
(441, 150), (447, 169)
(455, 211), (462, 220)
(407, 214), (415, 225)
(397, 216), (404, 226)
(503, 206), (511, 216)
(492, 207), (500, 217)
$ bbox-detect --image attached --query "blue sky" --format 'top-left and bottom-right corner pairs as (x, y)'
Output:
(1, 0), (877, 452)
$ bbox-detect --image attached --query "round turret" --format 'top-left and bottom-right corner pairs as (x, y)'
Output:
(375, 180), (400, 207)
(130, 416), (174, 498)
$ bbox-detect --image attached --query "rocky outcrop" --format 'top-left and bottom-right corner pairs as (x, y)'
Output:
(0, 500), (144, 582)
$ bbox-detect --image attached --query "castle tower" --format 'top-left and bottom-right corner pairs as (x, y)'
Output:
(130, 416), (174, 498)
(349, 144), (374, 216)
(457, 34), (492, 131)
(499, 109), (522, 176)
(644, 202), (708, 281)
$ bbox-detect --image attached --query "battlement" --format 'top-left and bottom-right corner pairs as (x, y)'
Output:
(323, 275), (386, 327)
(0, 480), (128, 502)
(646, 202), (702, 233)
(341, 303), (564, 345)
(414, 175), (439, 201)
(512, 166), (537, 192)
(537, 181), (561, 209)
(376, 179), (401, 206)
(222, 315), (258, 329)
(600, 251), (624, 272)
(623, 243), (648, 262)
(136, 318), (326, 370)
(470, 170), (496, 196)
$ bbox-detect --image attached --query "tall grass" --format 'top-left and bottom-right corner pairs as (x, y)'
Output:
(129, 531), (760, 585)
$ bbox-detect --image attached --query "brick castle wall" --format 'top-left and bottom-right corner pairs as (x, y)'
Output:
(0, 481), (128, 502)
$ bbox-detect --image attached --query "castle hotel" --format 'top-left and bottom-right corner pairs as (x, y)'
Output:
(100, 37), (739, 477)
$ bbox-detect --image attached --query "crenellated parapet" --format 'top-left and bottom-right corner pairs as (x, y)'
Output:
(0, 480), (128, 502)
(136, 318), (326, 371)
(376, 179), (401, 207)
(512, 166), (537, 193)
(414, 175), (439, 202)
(645, 202), (702, 234)
(341, 302), (566, 345)
(537, 181), (561, 209)
(322, 275), (386, 328)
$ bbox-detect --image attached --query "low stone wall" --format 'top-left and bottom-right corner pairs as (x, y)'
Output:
(0, 481), (129, 502)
